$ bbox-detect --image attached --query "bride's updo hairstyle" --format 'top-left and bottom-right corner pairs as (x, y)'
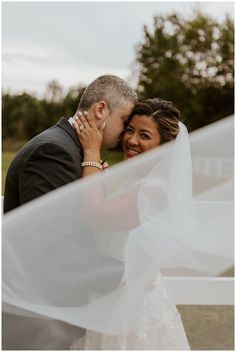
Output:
(127, 98), (181, 144)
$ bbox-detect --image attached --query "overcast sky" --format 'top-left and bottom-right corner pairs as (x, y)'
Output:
(2, 1), (234, 96)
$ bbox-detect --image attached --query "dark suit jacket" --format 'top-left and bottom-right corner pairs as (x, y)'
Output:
(3, 118), (86, 348)
(4, 117), (83, 213)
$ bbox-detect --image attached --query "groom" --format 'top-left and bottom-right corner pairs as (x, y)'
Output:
(4, 74), (137, 213)
(2, 75), (137, 350)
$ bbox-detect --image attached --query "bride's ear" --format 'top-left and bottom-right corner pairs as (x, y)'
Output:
(94, 101), (110, 121)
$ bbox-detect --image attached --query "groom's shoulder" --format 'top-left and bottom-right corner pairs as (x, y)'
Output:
(21, 118), (71, 150)
(33, 117), (69, 141)
(11, 118), (77, 165)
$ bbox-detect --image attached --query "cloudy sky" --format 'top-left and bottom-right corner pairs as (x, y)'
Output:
(2, 1), (234, 96)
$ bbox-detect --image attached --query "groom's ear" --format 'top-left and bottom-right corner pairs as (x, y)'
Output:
(93, 101), (109, 121)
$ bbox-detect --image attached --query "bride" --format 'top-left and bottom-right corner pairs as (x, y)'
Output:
(70, 98), (190, 350)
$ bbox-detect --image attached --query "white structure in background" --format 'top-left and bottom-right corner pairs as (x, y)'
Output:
(190, 115), (233, 199)
(163, 116), (234, 304)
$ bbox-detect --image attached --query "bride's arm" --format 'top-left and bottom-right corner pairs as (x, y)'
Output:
(72, 113), (106, 177)
(73, 114), (140, 231)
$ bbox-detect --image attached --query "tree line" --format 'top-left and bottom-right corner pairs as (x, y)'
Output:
(2, 82), (85, 141)
(2, 12), (234, 143)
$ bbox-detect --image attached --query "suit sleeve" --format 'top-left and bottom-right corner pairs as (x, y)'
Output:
(19, 142), (82, 205)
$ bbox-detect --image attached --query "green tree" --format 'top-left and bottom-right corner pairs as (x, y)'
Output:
(136, 12), (234, 130)
(2, 93), (46, 139)
(62, 85), (86, 117)
(2, 84), (86, 142)
(44, 80), (63, 103)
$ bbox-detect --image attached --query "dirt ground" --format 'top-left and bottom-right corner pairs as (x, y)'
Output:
(177, 267), (234, 350)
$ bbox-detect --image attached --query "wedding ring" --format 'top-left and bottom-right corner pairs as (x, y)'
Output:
(79, 125), (85, 131)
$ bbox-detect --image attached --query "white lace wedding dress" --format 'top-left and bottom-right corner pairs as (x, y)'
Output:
(70, 219), (190, 350)
(70, 271), (189, 350)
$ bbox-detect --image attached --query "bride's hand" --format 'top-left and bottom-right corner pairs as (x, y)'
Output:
(73, 112), (106, 160)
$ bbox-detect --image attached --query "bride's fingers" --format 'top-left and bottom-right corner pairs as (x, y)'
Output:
(72, 120), (82, 136)
(73, 111), (83, 120)
(73, 111), (102, 134)
(89, 120), (99, 130)
(79, 115), (91, 130)
(73, 115), (82, 126)
(98, 122), (106, 136)
(72, 120), (83, 134)
(73, 114), (86, 131)
(89, 120), (105, 135)
(82, 111), (95, 128)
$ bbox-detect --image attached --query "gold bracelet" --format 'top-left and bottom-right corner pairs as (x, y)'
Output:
(81, 161), (102, 170)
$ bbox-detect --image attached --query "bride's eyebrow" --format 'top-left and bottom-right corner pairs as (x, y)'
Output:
(140, 128), (152, 134)
(126, 123), (134, 129)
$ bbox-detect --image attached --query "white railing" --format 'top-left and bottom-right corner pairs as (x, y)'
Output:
(192, 156), (234, 179)
(164, 277), (234, 305)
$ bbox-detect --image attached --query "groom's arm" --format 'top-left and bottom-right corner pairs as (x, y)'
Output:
(19, 142), (82, 205)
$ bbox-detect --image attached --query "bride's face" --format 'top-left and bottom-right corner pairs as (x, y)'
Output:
(122, 115), (161, 159)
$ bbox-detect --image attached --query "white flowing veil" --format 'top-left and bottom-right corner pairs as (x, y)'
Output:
(3, 120), (233, 338)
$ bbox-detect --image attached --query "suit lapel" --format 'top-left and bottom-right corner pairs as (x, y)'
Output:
(57, 117), (82, 148)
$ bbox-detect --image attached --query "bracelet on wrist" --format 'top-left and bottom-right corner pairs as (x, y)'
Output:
(81, 161), (102, 170)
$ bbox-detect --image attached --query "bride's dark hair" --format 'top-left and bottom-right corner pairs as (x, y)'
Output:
(126, 98), (181, 144)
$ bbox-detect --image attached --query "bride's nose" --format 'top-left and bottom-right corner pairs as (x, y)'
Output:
(128, 134), (139, 146)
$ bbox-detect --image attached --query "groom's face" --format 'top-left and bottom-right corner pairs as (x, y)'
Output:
(101, 102), (134, 150)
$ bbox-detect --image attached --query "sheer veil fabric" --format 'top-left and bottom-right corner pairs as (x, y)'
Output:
(3, 120), (233, 340)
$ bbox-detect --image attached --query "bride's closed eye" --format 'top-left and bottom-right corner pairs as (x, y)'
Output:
(125, 126), (134, 134)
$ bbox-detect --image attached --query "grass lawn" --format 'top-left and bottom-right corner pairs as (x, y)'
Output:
(101, 150), (123, 165)
(2, 150), (123, 195)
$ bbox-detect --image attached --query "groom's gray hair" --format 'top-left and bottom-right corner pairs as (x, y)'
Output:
(78, 75), (138, 112)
